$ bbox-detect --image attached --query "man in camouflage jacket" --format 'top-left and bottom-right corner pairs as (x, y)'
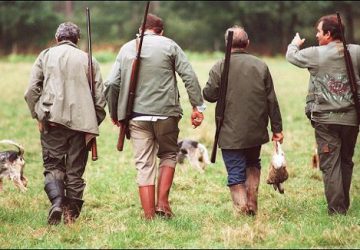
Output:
(286, 15), (360, 215)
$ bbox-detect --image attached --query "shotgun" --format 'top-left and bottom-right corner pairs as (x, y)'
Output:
(117, 1), (150, 151)
(86, 7), (98, 161)
(336, 12), (360, 124)
(210, 30), (233, 163)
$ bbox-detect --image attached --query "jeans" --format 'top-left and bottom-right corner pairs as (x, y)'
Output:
(222, 146), (261, 186)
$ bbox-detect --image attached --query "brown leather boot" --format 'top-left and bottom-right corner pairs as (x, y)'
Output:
(229, 184), (248, 214)
(155, 166), (175, 219)
(245, 167), (261, 216)
(138, 185), (156, 220)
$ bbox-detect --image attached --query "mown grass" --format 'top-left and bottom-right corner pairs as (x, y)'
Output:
(0, 52), (359, 249)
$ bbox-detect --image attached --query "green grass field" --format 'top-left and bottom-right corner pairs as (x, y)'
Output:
(0, 54), (360, 248)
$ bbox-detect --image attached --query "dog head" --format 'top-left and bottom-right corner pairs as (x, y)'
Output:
(0, 140), (27, 191)
(177, 139), (210, 173)
(177, 140), (199, 163)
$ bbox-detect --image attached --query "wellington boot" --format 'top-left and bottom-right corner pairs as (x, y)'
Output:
(63, 197), (84, 224)
(155, 166), (175, 219)
(139, 185), (156, 220)
(44, 180), (65, 225)
(245, 167), (261, 216)
(229, 183), (248, 214)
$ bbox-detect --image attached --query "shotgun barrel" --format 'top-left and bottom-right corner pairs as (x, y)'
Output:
(210, 31), (233, 163)
(336, 12), (360, 124)
(86, 7), (98, 161)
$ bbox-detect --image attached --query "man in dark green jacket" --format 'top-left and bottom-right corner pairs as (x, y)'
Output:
(203, 25), (283, 216)
(25, 22), (106, 225)
(105, 14), (205, 220)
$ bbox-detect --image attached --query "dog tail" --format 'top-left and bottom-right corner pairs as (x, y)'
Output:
(0, 140), (24, 156)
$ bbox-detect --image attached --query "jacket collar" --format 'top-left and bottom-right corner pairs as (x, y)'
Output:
(136, 30), (159, 38)
(328, 40), (342, 46)
(144, 30), (157, 36)
(231, 48), (248, 54)
(57, 40), (79, 48)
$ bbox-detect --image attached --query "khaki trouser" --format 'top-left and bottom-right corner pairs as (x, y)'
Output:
(313, 122), (358, 214)
(129, 117), (180, 186)
(41, 124), (88, 199)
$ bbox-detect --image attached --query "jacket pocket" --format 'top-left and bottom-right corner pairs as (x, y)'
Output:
(36, 92), (55, 121)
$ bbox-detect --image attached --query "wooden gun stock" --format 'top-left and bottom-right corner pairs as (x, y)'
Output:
(117, 123), (127, 151)
(116, 57), (139, 151)
(91, 138), (98, 161)
(210, 31), (233, 163)
(336, 12), (360, 124)
(86, 7), (98, 161)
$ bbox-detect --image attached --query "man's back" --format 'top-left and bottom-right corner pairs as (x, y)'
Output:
(26, 41), (104, 134)
(41, 42), (89, 100)
(107, 32), (203, 120)
(204, 52), (282, 149)
(286, 41), (360, 125)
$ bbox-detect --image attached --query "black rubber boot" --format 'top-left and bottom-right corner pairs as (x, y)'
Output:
(44, 180), (65, 225)
(63, 197), (84, 224)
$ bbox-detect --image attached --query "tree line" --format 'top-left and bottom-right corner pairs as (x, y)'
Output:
(0, 1), (359, 56)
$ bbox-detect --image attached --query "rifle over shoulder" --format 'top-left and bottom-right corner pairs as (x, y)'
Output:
(210, 30), (233, 163)
(336, 12), (360, 124)
(117, 1), (151, 151)
(86, 7), (98, 161)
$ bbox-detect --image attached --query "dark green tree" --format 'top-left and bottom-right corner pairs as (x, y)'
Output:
(0, 1), (61, 55)
(1, 1), (360, 56)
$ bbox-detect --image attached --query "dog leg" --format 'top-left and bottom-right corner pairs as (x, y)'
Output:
(21, 175), (28, 187)
(312, 145), (319, 169)
(188, 151), (204, 174)
(199, 161), (206, 171)
(0, 178), (3, 192)
(199, 144), (211, 165)
(14, 177), (27, 192)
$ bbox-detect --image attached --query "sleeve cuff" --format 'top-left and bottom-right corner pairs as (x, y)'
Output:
(196, 103), (206, 113)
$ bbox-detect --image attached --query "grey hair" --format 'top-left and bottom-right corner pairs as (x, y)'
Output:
(225, 25), (249, 49)
(55, 22), (80, 44)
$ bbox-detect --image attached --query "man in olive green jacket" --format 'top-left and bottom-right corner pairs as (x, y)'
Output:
(105, 14), (205, 220)
(24, 22), (106, 225)
(203, 26), (283, 216)
(286, 15), (360, 215)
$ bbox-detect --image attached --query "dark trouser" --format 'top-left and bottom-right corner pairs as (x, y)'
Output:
(313, 122), (358, 214)
(221, 146), (261, 186)
(41, 125), (88, 200)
